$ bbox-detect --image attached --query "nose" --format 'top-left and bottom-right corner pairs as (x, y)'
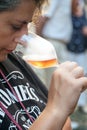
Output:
(14, 25), (29, 46)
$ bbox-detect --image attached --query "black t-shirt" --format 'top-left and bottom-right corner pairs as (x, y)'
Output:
(0, 53), (48, 130)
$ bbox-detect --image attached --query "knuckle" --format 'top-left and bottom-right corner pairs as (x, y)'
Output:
(72, 62), (78, 66)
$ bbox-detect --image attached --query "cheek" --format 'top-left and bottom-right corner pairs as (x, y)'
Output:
(0, 32), (13, 47)
(0, 23), (15, 45)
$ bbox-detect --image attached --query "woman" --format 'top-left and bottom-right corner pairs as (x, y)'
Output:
(0, 0), (87, 130)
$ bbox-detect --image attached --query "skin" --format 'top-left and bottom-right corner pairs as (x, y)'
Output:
(0, 0), (36, 61)
(72, 0), (78, 14)
(0, 0), (87, 130)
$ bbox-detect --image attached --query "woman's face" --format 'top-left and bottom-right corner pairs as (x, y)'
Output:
(0, 0), (36, 61)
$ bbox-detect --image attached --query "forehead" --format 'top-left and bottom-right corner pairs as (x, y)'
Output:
(0, 0), (36, 23)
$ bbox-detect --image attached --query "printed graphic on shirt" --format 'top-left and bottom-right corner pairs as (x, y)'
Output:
(8, 105), (41, 130)
(0, 71), (46, 130)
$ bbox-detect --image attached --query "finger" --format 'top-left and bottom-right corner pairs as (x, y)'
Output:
(72, 66), (84, 78)
(60, 61), (78, 71)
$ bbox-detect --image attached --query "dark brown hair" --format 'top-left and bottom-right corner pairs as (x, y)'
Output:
(0, 0), (46, 12)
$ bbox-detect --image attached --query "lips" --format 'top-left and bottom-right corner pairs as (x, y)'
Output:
(5, 49), (14, 53)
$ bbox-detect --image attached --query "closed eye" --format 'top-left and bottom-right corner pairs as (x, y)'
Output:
(12, 25), (22, 31)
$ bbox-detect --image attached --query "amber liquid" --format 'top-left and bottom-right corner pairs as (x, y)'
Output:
(25, 58), (58, 68)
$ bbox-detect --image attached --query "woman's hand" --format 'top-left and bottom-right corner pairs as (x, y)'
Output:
(30, 61), (87, 130)
(47, 61), (87, 116)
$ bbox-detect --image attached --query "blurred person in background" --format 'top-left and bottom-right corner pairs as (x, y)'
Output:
(36, 0), (73, 63)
